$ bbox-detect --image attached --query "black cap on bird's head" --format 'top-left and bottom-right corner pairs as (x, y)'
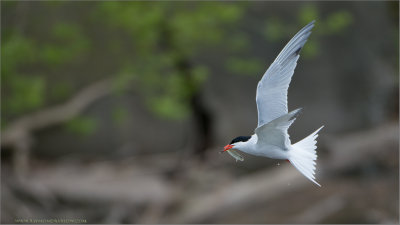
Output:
(230, 136), (251, 144)
(223, 136), (251, 152)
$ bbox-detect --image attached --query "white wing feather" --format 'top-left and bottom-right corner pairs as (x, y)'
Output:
(256, 21), (315, 127)
(255, 108), (302, 149)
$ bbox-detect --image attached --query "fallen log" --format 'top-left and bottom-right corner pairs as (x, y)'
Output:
(167, 122), (398, 223)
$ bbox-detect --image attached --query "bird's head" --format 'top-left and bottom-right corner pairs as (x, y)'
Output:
(222, 136), (251, 152)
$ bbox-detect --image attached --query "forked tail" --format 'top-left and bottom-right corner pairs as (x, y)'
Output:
(288, 126), (324, 187)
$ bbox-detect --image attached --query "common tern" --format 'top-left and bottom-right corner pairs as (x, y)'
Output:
(223, 21), (323, 186)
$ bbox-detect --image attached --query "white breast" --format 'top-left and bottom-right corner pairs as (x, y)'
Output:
(254, 143), (289, 159)
(235, 134), (290, 160)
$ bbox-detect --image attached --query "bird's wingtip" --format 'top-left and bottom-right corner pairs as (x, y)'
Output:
(306, 20), (316, 28)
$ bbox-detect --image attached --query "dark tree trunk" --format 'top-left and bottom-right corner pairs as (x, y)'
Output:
(158, 21), (213, 166)
(175, 58), (213, 160)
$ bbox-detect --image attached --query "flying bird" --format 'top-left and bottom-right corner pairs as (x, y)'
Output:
(223, 21), (323, 186)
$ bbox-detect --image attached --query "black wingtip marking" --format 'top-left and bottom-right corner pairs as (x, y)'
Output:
(295, 46), (303, 55)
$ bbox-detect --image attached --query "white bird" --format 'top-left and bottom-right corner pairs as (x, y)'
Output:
(223, 21), (323, 186)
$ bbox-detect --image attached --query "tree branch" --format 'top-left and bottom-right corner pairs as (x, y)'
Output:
(2, 78), (114, 148)
(2, 78), (114, 180)
(166, 122), (398, 223)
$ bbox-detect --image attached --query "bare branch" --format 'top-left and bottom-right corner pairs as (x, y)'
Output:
(2, 78), (114, 148)
(167, 122), (398, 223)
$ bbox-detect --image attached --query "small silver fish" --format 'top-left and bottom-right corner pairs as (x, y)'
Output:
(226, 149), (244, 162)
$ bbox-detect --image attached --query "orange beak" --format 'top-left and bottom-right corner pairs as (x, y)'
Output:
(223, 144), (234, 152)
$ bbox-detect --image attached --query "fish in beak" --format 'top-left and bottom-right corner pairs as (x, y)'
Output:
(223, 144), (234, 152)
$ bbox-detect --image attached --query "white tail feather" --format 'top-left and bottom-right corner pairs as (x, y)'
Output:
(289, 126), (324, 187)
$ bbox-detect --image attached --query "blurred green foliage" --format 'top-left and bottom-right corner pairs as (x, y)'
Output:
(263, 3), (353, 59)
(2, 34), (36, 75)
(48, 82), (73, 102)
(298, 4), (319, 25)
(264, 19), (287, 42)
(6, 76), (46, 114)
(225, 57), (264, 76)
(41, 23), (90, 66)
(2, 22), (89, 117)
(64, 116), (97, 137)
(2, 2), (356, 135)
(2, 34), (46, 115)
(1, 2), (248, 135)
(112, 106), (130, 126)
(298, 4), (353, 58)
(94, 2), (246, 119)
(324, 11), (353, 34)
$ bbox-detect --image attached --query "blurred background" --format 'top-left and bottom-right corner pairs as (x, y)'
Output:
(1, 1), (399, 224)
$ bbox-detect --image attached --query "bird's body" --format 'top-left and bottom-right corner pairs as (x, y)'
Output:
(223, 21), (323, 186)
(233, 135), (288, 159)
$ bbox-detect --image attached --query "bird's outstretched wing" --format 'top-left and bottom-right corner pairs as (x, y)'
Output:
(256, 21), (315, 127)
(255, 108), (302, 148)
